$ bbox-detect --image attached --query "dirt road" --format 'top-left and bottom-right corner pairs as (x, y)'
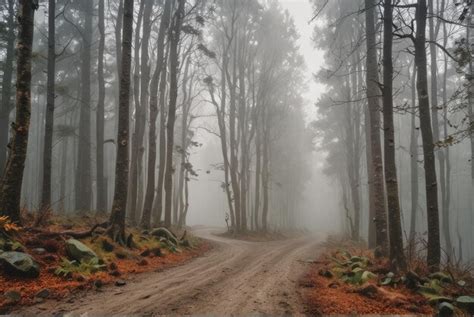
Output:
(18, 227), (324, 315)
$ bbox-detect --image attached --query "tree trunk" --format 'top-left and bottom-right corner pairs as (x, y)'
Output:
(364, 0), (388, 257)
(96, 0), (107, 213)
(109, 0), (134, 242)
(383, 0), (406, 270)
(415, 0), (441, 270)
(164, 0), (185, 228)
(142, 0), (172, 228)
(75, 0), (93, 211)
(40, 0), (56, 211)
(409, 64), (419, 242)
(0, 0), (15, 174)
(128, 0), (145, 225)
(0, 0), (36, 223)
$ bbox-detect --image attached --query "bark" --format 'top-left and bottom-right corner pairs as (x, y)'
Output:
(153, 46), (169, 226)
(383, 0), (406, 270)
(409, 64), (419, 242)
(75, 0), (93, 211)
(109, 0), (134, 242)
(142, 0), (172, 228)
(364, 0), (388, 256)
(254, 115), (261, 232)
(96, 0), (107, 213)
(0, 0), (36, 223)
(415, 0), (441, 270)
(164, 0), (185, 228)
(0, 0), (15, 173)
(128, 0), (145, 225)
(429, 0), (452, 258)
(442, 16), (453, 260)
(261, 106), (270, 232)
(40, 0), (56, 211)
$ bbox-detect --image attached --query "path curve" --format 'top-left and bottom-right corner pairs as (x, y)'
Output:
(17, 227), (324, 315)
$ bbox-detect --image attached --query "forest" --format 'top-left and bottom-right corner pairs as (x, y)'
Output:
(0, 0), (473, 315)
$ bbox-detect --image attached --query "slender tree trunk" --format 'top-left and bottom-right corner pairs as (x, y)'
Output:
(0, 0), (15, 174)
(164, 0), (185, 227)
(142, 0), (172, 228)
(109, 0), (134, 242)
(364, 0), (388, 256)
(96, 0), (107, 214)
(409, 64), (419, 242)
(0, 0), (36, 223)
(154, 48), (169, 226)
(75, 0), (93, 211)
(383, 0), (406, 270)
(261, 106), (270, 232)
(128, 0), (145, 224)
(40, 0), (56, 211)
(415, 0), (441, 270)
(254, 118), (261, 232)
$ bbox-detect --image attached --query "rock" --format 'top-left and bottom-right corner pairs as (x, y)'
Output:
(109, 262), (118, 270)
(35, 289), (50, 299)
(115, 251), (128, 259)
(41, 254), (57, 263)
(318, 269), (333, 278)
(101, 238), (115, 252)
(328, 282), (340, 289)
(137, 258), (148, 266)
(150, 228), (178, 246)
(109, 270), (121, 277)
(357, 284), (379, 298)
(405, 270), (423, 289)
(94, 279), (103, 288)
(115, 280), (126, 287)
(65, 239), (98, 262)
(3, 290), (21, 304)
(33, 248), (46, 255)
(150, 247), (162, 257)
(76, 274), (86, 282)
(0, 251), (40, 278)
(140, 249), (151, 257)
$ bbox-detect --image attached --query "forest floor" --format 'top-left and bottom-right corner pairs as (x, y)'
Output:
(0, 215), (210, 314)
(300, 236), (474, 315)
(13, 227), (325, 315)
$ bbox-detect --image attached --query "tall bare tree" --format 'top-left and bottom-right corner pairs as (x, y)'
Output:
(0, 0), (37, 223)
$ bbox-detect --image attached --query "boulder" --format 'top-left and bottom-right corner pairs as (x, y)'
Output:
(3, 290), (21, 304)
(65, 239), (98, 262)
(150, 228), (178, 246)
(0, 251), (40, 278)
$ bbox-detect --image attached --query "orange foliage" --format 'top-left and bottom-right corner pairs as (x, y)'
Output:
(0, 227), (211, 310)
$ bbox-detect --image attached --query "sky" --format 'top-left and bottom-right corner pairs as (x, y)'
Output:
(280, 0), (326, 122)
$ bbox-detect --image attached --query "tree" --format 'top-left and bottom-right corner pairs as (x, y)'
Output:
(75, 0), (93, 211)
(365, 0), (388, 256)
(415, 0), (441, 269)
(0, 0), (15, 173)
(40, 0), (56, 212)
(0, 0), (37, 223)
(96, 0), (107, 213)
(164, 0), (185, 228)
(382, 0), (406, 269)
(141, 0), (173, 228)
(109, 0), (134, 242)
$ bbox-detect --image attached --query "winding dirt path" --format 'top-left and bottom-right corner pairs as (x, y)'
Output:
(17, 227), (324, 315)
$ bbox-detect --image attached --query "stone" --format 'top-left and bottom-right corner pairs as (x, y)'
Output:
(33, 248), (46, 255)
(35, 289), (50, 299)
(150, 228), (178, 246)
(0, 251), (40, 278)
(94, 279), (103, 288)
(115, 280), (126, 287)
(65, 239), (98, 262)
(4, 290), (21, 304)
